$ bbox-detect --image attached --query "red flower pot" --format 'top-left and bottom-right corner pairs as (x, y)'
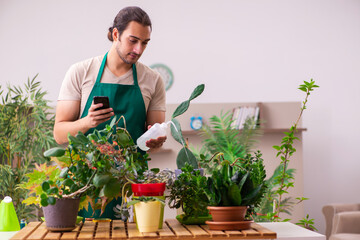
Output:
(131, 183), (166, 196)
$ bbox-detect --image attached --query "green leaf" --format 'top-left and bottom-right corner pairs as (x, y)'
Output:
(42, 182), (50, 191)
(237, 172), (249, 192)
(88, 133), (98, 141)
(44, 147), (65, 157)
(172, 100), (190, 118)
(68, 135), (80, 145)
(75, 132), (89, 143)
(59, 167), (69, 178)
(40, 193), (47, 200)
(47, 197), (56, 205)
(49, 187), (59, 195)
(170, 119), (185, 145)
(127, 199), (141, 206)
(40, 198), (48, 207)
(93, 174), (111, 188)
(228, 183), (242, 206)
(109, 116), (117, 128)
(63, 178), (74, 187)
(115, 130), (130, 146)
(150, 168), (160, 174)
(189, 84), (205, 101)
(176, 147), (198, 169)
(103, 178), (121, 198)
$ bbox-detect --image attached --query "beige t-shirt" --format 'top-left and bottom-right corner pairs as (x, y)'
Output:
(58, 55), (166, 118)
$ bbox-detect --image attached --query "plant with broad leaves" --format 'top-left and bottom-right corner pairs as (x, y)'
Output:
(204, 152), (267, 211)
(167, 163), (209, 221)
(169, 84), (205, 170)
(20, 116), (149, 216)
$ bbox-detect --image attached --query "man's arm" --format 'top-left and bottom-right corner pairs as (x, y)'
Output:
(54, 100), (114, 144)
(145, 110), (166, 149)
(146, 110), (165, 127)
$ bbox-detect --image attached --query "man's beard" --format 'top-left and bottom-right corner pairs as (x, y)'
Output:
(116, 47), (132, 65)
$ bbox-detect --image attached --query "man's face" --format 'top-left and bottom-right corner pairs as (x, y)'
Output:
(114, 21), (151, 65)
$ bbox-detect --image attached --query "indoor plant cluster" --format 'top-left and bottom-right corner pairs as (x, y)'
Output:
(20, 84), (205, 232)
(19, 80), (318, 232)
(21, 116), (149, 231)
(167, 80), (319, 231)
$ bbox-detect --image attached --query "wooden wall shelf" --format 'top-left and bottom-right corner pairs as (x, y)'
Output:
(182, 128), (307, 135)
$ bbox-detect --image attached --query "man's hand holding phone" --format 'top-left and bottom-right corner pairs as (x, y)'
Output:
(86, 96), (114, 128)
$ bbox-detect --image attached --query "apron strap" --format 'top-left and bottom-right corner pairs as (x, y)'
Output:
(132, 64), (138, 86)
(95, 52), (108, 84)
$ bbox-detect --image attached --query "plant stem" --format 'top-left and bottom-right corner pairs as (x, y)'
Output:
(275, 90), (311, 219)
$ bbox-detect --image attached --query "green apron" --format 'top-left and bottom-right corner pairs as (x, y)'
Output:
(78, 52), (147, 219)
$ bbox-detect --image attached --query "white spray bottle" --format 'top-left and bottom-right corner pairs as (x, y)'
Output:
(137, 121), (172, 151)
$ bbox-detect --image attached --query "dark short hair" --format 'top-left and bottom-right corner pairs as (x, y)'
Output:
(107, 6), (152, 41)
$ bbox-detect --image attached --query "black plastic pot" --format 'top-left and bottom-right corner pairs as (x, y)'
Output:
(42, 198), (80, 232)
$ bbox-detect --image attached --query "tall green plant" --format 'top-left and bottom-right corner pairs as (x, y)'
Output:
(0, 75), (56, 220)
(272, 79), (318, 221)
(252, 79), (319, 227)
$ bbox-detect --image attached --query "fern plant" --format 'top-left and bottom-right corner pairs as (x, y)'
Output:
(192, 111), (262, 173)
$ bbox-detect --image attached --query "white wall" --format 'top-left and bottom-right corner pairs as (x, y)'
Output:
(1, 0), (360, 234)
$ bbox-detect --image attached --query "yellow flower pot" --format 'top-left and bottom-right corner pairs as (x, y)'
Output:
(134, 201), (161, 232)
(133, 196), (165, 229)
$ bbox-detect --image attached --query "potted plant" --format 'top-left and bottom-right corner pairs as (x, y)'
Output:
(168, 163), (211, 225)
(21, 116), (147, 231)
(204, 151), (267, 230)
(127, 196), (165, 232)
(0, 76), (56, 222)
(115, 168), (174, 229)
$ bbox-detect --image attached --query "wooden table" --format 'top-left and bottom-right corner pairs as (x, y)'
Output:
(10, 219), (277, 240)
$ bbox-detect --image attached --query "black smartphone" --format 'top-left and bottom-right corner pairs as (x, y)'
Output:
(93, 96), (110, 110)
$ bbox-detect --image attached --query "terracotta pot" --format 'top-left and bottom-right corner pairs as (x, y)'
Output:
(207, 206), (248, 222)
(205, 220), (253, 230)
(42, 198), (80, 232)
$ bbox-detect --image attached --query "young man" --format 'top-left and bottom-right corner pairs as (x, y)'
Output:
(54, 6), (166, 150)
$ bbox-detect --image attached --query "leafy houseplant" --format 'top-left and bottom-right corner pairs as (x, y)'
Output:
(21, 116), (148, 230)
(0, 75), (56, 221)
(204, 152), (267, 230)
(115, 168), (174, 227)
(167, 164), (211, 224)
